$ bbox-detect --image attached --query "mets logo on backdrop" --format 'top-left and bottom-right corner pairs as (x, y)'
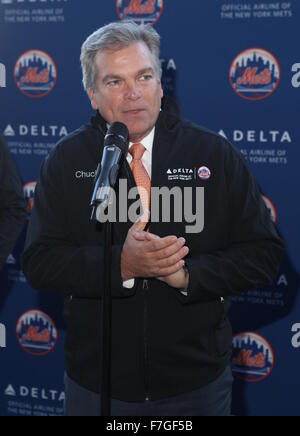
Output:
(23, 181), (37, 216)
(16, 310), (58, 356)
(230, 48), (280, 101)
(231, 332), (274, 382)
(14, 50), (57, 98)
(116, 0), (164, 25)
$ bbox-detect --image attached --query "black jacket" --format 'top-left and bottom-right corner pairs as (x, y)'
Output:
(0, 134), (27, 270)
(22, 111), (284, 401)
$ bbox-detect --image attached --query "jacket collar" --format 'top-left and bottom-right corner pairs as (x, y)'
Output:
(90, 109), (180, 140)
(90, 110), (108, 137)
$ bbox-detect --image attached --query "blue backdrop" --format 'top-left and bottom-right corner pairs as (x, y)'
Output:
(0, 0), (299, 416)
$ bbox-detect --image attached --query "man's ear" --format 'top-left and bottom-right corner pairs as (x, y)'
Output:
(160, 82), (164, 99)
(87, 88), (98, 110)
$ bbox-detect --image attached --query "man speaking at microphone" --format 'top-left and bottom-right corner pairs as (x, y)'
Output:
(22, 22), (284, 416)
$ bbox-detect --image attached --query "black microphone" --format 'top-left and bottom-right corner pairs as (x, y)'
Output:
(90, 122), (129, 221)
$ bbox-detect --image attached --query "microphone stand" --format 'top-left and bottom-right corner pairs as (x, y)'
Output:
(90, 122), (129, 417)
(91, 172), (115, 417)
(101, 218), (112, 417)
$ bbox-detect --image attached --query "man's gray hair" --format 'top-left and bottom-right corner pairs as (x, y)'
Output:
(80, 21), (162, 92)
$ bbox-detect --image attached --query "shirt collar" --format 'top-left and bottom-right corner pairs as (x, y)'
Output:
(129, 127), (155, 155)
(105, 123), (155, 156)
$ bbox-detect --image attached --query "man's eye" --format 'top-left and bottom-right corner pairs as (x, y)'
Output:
(107, 80), (121, 88)
(139, 75), (153, 81)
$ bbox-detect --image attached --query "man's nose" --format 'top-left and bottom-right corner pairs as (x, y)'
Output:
(124, 81), (142, 100)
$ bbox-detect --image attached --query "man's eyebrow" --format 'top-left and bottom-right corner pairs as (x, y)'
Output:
(102, 74), (123, 83)
(137, 67), (155, 75)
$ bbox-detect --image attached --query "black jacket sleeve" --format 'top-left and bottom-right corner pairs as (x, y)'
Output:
(0, 134), (27, 270)
(180, 143), (285, 304)
(22, 145), (135, 299)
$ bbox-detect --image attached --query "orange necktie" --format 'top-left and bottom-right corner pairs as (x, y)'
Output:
(129, 143), (151, 217)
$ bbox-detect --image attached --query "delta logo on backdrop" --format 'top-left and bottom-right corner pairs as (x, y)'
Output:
(3, 123), (68, 158)
(4, 383), (64, 416)
(230, 48), (280, 100)
(16, 310), (58, 356)
(116, 0), (164, 25)
(232, 332), (274, 382)
(14, 50), (57, 98)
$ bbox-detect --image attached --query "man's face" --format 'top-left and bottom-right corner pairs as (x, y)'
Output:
(88, 42), (163, 143)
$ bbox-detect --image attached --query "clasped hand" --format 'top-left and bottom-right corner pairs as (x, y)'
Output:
(121, 213), (189, 289)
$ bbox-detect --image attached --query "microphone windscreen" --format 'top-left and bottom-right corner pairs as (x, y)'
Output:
(105, 122), (129, 154)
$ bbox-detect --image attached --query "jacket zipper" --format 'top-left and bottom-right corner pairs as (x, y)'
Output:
(143, 279), (150, 401)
